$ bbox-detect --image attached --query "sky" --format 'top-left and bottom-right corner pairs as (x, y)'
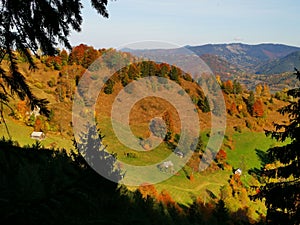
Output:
(69, 0), (300, 49)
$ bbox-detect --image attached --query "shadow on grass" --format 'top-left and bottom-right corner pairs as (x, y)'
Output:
(248, 149), (272, 180)
(0, 137), (266, 225)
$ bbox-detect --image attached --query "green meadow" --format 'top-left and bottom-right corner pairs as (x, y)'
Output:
(1, 115), (286, 206)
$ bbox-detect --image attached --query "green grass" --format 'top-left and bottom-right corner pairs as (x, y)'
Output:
(155, 169), (231, 205)
(99, 117), (174, 166)
(224, 131), (288, 185)
(98, 118), (289, 203)
(226, 132), (275, 169)
(0, 116), (73, 150)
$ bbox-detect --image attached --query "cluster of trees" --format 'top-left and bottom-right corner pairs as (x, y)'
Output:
(14, 100), (55, 133)
(219, 80), (267, 118)
(222, 79), (243, 95)
(218, 79), (272, 119)
(246, 91), (265, 118)
(42, 44), (113, 70)
(104, 61), (193, 94)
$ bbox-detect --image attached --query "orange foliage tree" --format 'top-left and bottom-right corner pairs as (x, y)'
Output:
(17, 100), (28, 119)
(33, 117), (43, 132)
(252, 98), (264, 117)
(68, 44), (99, 68)
(216, 149), (227, 161)
(157, 190), (182, 212)
(223, 80), (233, 94)
(138, 183), (158, 199)
(45, 56), (63, 70)
(228, 102), (238, 116)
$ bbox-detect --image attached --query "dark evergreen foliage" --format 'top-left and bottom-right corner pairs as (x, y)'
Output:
(0, 138), (119, 225)
(246, 91), (255, 115)
(197, 95), (211, 113)
(0, 0), (109, 116)
(103, 78), (115, 94)
(253, 69), (300, 225)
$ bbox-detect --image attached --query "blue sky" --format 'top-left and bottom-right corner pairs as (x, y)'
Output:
(69, 0), (300, 48)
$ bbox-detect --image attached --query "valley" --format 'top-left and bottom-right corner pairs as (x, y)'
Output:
(0, 43), (298, 223)
(0, 42), (296, 220)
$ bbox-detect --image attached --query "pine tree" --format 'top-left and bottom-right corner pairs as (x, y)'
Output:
(74, 123), (123, 184)
(254, 69), (300, 225)
(233, 79), (243, 94)
(198, 95), (210, 113)
(246, 91), (255, 115)
(169, 65), (180, 83)
(103, 79), (115, 94)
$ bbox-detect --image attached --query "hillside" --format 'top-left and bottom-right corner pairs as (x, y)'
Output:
(0, 45), (291, 146)
(199, 54), (242, 79)
(256, 51), (300, 75)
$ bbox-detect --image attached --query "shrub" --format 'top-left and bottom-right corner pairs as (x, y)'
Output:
(245, 120), (253, 129)
(47, 78), (56, 87)
(104, 79), (114, 94)
(125, 152), (137, 158)
(174, 133), (180, 143)
(234, 126), (242, 133)
(177, 89), (185, 96)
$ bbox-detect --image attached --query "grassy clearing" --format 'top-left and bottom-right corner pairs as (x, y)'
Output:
(155, 169), (231, 205)
(99, 117), (287, 206)
(0, 116), (73, 150)
(224, 130), (289, 185)
(98, 117), (173, 166)
(98, 117), (232, 204)
(226, 132), (275, 168)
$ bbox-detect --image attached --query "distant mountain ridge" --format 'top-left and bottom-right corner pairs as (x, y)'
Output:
(122, 43), (300, 91)
(124, 43), (300, 74)
(186, 43), (300, 72)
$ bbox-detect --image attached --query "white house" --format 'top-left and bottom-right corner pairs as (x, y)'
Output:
(28, 105), (41, 118)
(30, 131), (45, 140)
(235, 168), (242, 175)
(174, 150), (184, 158)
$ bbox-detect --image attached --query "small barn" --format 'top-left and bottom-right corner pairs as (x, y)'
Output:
(30, 131), (45, 140)
(174, 150), (184, 158)
(235, 168), (242, 175)
(162, 161), (174, 168)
